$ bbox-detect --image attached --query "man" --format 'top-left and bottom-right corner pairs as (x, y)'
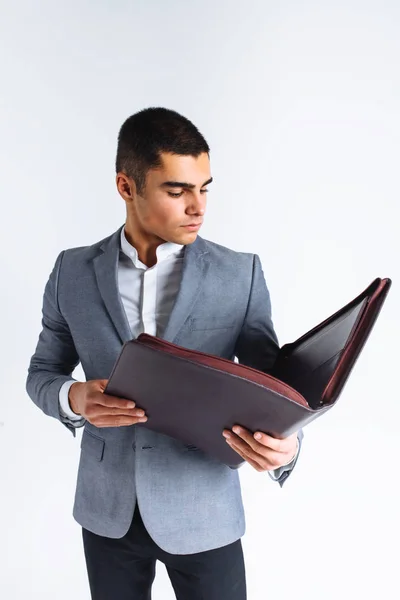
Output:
(26, 107), (303, 600)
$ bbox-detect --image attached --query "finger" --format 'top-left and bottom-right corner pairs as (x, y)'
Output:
(252, 431), (296, 453)
(226, 433), (283, 470)
(97, 393), (137, 410)
(94, 415), (148, 428)
(229, 440), (285, 471)
(226, 434), (264, 466)
(93, 405), (146, 418)
(226, 440), (264, 472)
(230, 426), (268, 454)
(233, 426), (296, 466)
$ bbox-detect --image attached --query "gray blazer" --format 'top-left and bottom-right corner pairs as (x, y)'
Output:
(26, 225), (302, 555)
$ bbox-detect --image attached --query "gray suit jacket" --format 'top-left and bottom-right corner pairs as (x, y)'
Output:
(26, 225), (303, 554)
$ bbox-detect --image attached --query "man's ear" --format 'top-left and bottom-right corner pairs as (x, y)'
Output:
(116, 172), (136, 202)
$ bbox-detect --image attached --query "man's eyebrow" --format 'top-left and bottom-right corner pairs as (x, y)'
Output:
(160, 177), (213, 189)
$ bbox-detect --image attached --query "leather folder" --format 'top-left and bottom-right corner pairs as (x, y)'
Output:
(105, 277), (392, 467)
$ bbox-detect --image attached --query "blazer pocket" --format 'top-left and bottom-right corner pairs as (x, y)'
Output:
(190, 316), (235, 331)
(184, 443), (200, 451)
(80, 429), (105, 461)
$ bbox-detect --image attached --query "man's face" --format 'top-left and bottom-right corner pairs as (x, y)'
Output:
(119, 152), (212, 245)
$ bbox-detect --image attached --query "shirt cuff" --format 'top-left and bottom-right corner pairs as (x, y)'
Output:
(59, 380), (85, 424)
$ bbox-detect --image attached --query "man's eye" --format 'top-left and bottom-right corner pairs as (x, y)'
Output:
(167, 189), (209, 198)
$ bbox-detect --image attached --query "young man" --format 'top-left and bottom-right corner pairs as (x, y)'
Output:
(27, 107), (302, 600)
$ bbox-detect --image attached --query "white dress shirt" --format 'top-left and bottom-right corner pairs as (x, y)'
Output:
(59, 227), (298, 477)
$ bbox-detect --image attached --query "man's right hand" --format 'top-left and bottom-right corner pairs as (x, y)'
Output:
(68, 379), (148, 428)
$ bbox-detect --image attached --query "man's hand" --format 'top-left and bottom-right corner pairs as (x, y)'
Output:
(222, 426), (298, 472)
(69, 379), (148, 428)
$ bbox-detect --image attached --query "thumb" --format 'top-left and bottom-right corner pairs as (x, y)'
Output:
(98, 379), (109, 390)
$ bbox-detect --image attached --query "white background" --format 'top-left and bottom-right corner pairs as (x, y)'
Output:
(1, 1), (399, 598)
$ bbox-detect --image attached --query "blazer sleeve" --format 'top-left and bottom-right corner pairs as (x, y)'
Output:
(232, 253), (303, 486)
(234, 253), (280, 372)
(26, 251), (85, 437)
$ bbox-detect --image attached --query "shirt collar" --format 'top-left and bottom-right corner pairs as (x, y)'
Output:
(120, 227), (184, 267)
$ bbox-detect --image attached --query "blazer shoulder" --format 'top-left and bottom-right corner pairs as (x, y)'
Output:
(200, 236), (254, 264)
(59, 227), (121, 266)
(196, 237), (256, 285)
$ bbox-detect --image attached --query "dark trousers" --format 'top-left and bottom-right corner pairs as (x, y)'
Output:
(82, 502), (247, 600)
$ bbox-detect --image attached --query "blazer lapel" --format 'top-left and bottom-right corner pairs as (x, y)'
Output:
(93, 225), (133, 344)
(162, 235), (210, 344)
(93, 225), (211, 346)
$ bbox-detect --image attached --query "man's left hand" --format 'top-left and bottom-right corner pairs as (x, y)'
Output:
(222, 426), (299, 472)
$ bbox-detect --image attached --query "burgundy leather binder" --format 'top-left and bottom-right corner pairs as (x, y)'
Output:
(105, 277), (391, 467)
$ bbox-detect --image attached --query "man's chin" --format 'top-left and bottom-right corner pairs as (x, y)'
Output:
(175, 228), (200, 244)
(182, 231), (200, 244)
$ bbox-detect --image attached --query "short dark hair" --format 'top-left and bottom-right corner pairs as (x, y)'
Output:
(116, 107), (210, 195)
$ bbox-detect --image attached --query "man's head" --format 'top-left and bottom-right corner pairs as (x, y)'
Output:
(115, 107), (212, 251)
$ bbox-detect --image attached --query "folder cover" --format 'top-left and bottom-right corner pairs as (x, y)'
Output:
(105, 277), (391, 466)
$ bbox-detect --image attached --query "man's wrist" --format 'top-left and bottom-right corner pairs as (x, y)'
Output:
(68, 382), (83, 416)
(280, 437), (299, 468)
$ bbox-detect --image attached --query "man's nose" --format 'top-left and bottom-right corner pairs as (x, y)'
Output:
(187, 193), (206, 215)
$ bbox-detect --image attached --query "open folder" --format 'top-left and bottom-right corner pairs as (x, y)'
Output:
(105, 277), (391, 467)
